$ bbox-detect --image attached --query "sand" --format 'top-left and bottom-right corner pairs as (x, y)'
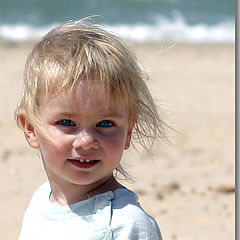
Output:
(0, 41), (234, 240)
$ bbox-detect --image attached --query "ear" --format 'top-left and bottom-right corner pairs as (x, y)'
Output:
(18, 111), (40, 149)
(124, 125), (133, 150)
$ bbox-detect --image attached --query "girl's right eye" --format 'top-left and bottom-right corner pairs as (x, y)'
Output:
(57, 119), (76, 126)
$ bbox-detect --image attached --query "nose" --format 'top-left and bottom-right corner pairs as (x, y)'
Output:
(72, 130), (99, 150)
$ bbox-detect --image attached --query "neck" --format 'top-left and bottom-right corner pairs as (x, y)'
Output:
(49, 175), (123, 206)
(86, 175), (122, 198)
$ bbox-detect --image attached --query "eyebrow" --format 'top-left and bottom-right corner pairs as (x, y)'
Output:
(51, 112), (76, 119)
(100, 111), (124, 119)
(51, 110), (124, 119)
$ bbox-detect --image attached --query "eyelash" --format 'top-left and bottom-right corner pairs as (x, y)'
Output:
(57, 120), (115, 128)
(96, 120), (115, 128)
(57, 119), (75, 126)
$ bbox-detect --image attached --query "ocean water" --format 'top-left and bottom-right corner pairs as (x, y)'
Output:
(0, 0), (235, 43)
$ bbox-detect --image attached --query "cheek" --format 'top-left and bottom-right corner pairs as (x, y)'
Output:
(101, 130), (128, 151)
(37, 133), (71, 159)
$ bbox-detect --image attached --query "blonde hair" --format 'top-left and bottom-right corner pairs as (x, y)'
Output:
(15, 19), (168, 153)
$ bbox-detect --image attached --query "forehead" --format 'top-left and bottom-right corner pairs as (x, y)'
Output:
(39, 81), (128, 117)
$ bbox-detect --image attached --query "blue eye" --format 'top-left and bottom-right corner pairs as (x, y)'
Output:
(97, 120), (114, 128)
(58, 119), (75, 126)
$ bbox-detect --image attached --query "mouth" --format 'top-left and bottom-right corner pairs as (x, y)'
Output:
(68, 159), (100, 169)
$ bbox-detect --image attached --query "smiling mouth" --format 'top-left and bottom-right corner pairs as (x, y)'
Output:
(68, 159), (100, 169)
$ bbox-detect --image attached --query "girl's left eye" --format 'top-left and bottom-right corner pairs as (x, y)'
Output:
(57, 119), (75, 126)
(97, 120), (114, 128)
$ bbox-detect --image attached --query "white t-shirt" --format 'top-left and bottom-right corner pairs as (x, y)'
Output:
(18, 182), (163, 240)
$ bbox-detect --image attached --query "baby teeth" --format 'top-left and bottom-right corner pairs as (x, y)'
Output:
(79, 159), (93, 163)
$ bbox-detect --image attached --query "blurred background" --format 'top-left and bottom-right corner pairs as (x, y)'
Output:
(0, 0), (234, 43)
(0, 0), (235, 240)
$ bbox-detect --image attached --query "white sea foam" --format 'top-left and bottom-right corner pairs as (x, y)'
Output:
(103, 12), (234, 43)
(0, 13), (234, 43)
(0, 24), (56, 42)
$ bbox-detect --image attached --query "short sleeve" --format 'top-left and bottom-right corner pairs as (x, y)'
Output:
(111, 191), (163, 240)
(112, 218), (162, 240)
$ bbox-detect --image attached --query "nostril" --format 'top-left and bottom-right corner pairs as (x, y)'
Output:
(72, 133), (99, 150)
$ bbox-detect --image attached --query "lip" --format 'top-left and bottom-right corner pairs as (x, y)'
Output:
(73, 156), (100, 161)
(67, 158), (100, 169)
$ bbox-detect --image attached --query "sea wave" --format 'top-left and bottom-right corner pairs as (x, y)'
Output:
(103, 12), (234, 43)
(0, 24), (55, 42)
(0, 13), (234, 43)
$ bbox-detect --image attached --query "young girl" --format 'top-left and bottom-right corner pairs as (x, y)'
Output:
(15, 19), (166, 240)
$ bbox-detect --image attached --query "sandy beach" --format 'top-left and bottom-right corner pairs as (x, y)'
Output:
(0, 41), (234, 240)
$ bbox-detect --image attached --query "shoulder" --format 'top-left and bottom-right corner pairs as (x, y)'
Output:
(110, 188), (162, 240)
(18, 182), (51, 239)
(22, 181), (51, 218)
(28, 181), (51, 204)
(111, 188), (153, 222)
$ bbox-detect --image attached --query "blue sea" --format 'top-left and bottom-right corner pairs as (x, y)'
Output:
(0, 0), (235, 43)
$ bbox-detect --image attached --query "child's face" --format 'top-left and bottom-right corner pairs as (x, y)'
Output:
(25, 81), (133, 190)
